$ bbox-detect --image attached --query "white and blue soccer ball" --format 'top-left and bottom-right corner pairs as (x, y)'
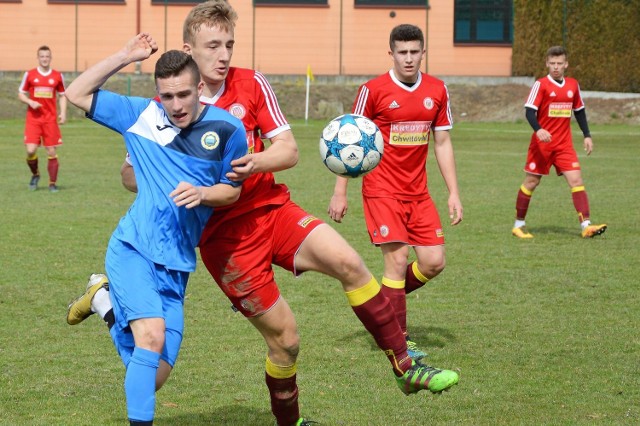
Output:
(319, 114), (384, 178)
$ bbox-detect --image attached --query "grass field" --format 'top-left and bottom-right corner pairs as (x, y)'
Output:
(0, 118), (638, 425)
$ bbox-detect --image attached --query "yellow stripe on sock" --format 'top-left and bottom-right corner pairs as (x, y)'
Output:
(48, 155), (58, 160)
(381, 276), (405, 289)
(27, 154), (38, 160)
(571, 185), (585, 193)
(411, 262), (429, 284)
(265, 356), (297, 379)
(345, 276), (380, 307)
(520, 185), (533, 196)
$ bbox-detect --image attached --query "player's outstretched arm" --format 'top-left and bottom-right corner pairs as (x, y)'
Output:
(328, 176), (350, 223)
(121, 160), (138, 193)
(583, 136), (593, 155)
(18, 91), (41, 110)
(433, 130), (463, 225)
(58, 94), (67, 124)
(66, 33), (158, 112)
(226, 130), (299, 182)
(170, 182), (241, 209)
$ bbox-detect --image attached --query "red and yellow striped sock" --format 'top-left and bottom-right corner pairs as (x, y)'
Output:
(265, 356), (299, 426)
(347, 277), (412, 375)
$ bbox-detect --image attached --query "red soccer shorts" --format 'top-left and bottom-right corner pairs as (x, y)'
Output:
(199, 200), (324, 317)
(363, 196), (444, 246)
(524, 140), (580, 176)
(24, 120), (63, 147)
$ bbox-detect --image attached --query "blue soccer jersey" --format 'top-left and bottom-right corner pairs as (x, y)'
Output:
(88, 89), (247, 272)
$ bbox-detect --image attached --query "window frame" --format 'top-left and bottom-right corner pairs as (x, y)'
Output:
(150, 0), (204, 4)
(454, 0), (512, 46)
(47, 0), (124, 3)
(354, 0), (428, 6)
(253, 0), (328, 6)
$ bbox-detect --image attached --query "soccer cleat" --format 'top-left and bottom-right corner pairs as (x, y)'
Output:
(406, 338), (428, 361)
(582, 224), (607, 238)
(512, 226), (533, 239)
(395, 361), (459, 395)
(66, 274), (109, 325)
(49, 184), (59, 193)
(295, 419), (318, 426)
(29, 175), (40, 191)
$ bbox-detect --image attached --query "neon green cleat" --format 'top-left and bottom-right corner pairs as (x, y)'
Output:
(66, 274), (109, 325)
(295, 419), (318, 426)
(406, 337), (428, 361)
(582, 224), (607, 238)
(395, 361), (459, 395)
(512, 226), (533, 239)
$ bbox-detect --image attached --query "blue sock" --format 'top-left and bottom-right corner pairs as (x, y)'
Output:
(125, 347), (160, 422)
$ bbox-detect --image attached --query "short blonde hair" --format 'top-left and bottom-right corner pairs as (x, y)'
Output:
(183, 0), (238, 46)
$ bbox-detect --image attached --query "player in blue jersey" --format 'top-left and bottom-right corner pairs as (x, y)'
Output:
(64, 33), (248, 425)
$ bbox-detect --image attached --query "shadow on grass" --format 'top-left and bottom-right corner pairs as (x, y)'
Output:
(337, 326), (457, 353)
(158, 405), (272, 425)
(524, 225), (578, 237)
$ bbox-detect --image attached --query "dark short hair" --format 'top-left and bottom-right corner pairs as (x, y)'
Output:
(154, 50), (200, 85)
(547, 46), (568, 59)
(389, 24), (424, 50)
(38, 45), (51, 53)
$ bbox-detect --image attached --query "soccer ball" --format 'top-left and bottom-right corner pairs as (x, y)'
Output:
(319, 114), (384, 178)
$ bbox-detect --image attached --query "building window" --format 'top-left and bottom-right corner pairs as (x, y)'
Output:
(151, 0), (203, 4)
(454, 0), (512, 44)
(355, 0), (427, 6)
(48, 0), (124, 3)
(254, 0), (328, 5)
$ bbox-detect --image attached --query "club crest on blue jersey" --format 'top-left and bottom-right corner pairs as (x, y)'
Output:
(201, 131), (221, 150)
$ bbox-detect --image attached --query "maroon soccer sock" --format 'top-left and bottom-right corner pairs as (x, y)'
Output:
(404, 262), (429, 295)
(48, 155), (59, 185)
(571, 186), (590, 223)
(515, 185), (533, 220)
(27, 155), (39, 176)
(380, 279), (407, 334)
(348, 280), (412, 376)
(265, 373), (299, 426)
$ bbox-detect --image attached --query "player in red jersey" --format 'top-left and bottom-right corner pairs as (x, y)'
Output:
(329, 24), (463, 365)
(66, 3), (458, 425)
(511, 46), (607, 239)
(19, 45), (67, 192)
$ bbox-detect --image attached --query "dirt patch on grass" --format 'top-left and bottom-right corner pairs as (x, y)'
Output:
(2, 73), (639, 125)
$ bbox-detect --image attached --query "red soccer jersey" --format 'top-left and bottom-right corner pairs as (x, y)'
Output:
(19, 67), (65, 123)
(199, 67), (292, 220)
(353, 70), (453, 200)
(525, 75), (585, 149)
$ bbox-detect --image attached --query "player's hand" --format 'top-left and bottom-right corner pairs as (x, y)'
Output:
(328, 194), (348, 223)
(448, 194), (463, 226)
(584, 136), (593, 156)
(226, 154), (255, 181)
(125, 33), (159, 63)
(30, 100), (42, 110)
(536, 128), (552, 143)
(170, 181), (203, 209)
(58, 113), (66, 125)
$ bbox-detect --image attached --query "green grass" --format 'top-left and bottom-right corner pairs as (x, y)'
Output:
(0, 118), (639, 425)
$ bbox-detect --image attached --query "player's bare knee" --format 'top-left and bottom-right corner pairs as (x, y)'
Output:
(269, 335), (300, 364)
(336, 248), (368, 284)
(418, 256), (446, 278)
(137, 329), (166, 353)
